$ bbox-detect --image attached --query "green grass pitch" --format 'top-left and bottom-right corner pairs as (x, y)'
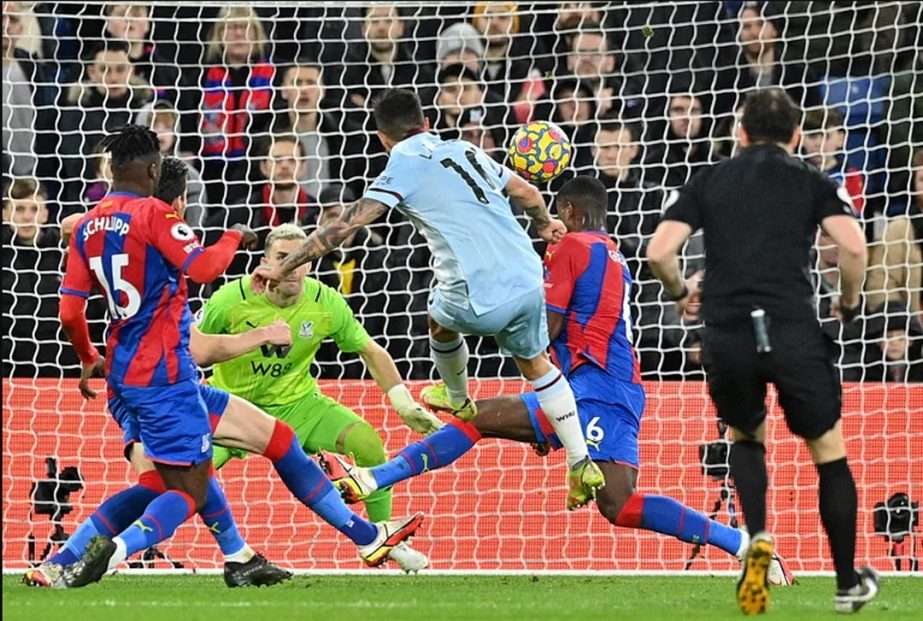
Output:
(3, 574), (922, 621)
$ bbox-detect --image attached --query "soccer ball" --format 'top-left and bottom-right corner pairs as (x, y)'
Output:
(508, 121), (572, 183)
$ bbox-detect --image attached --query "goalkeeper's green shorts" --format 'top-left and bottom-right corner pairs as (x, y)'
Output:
(212, 389), (377, 468)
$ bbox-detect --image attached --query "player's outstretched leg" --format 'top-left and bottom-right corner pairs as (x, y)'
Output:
(424, 321), (476, 421)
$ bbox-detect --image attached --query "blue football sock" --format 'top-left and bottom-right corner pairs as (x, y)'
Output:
(616, 492), (743, 556)
(117, 490), (195, 557)
(199, 477), (247, 556)
(265, 421), (377, 546)
(371, 419), (480, 489)
(49, 482), (159, 567)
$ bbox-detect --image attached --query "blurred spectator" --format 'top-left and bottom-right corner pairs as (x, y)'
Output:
(207, 133), (317, 280)
(431, 63), (509, 137)
(472, 2), (540, 104)
(143, 100), (208, 228)
(457, 105), (507, 163)
(2, 2), (56, 186)
(862, 302), (923, 383)
(866, 149), (923, 320)
(813, 230), (866, 381)
(58, 39), (153, 207)
(534, 77), (598, 160)
(434, 22), (484, 73)
(103, 4), (180, 104)
(82, 143), (111, 205)
(1, 179), (88, 376)
(712, 103), (745, 159)
(559, 22), (644, 118)
(333, 5), (435, 182)
(315, 184), (390, 378)
(643, 93), (722, 188)
(273, 61), (360, 200)
(542, 1), (604, 68)
(886, 31), (923, 190)
(180, 6), (275, 206)
(713, 2), (820, 117)
(801, 107), (864, 214)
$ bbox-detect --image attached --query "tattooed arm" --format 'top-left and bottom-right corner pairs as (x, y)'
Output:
(251, 197), (388, 292)
(504, 170), (565, 243)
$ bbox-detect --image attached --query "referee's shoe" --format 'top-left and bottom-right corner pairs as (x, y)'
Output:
(835, 567), (880, 614)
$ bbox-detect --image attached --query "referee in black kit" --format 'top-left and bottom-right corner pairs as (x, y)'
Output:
(646, 88), (879, 615)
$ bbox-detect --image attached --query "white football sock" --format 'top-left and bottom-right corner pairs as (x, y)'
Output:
(108, 537), (128, 572)
(430, 335), (470, 405)
(224, 544), (255, 564)
(737, 529), (751, 560)
(530, 368), (588, 466)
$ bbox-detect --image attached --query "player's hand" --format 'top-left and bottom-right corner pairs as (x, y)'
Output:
(262, 319), (292, 347)
(536, 219), (567, 244)
(676, 270), (703, 322)
(231, 224), (258, 249)
(60, 213), (83, 246)
(79, 357), (106, 400)
(832, 296), (862, 323)
(388, 384), (445, 435)
(251, 263), (282, 294)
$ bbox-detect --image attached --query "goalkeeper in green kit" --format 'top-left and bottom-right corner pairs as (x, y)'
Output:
(197, 223), (443, 570)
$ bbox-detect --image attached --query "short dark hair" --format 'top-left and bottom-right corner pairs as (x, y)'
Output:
(596, 118), (637, 142)
(99, 124), (160, 167)
(802, 107), (844, 132)
(373, 88), (425, 141)
(155, 157), (188, 204)
(254, 133), (303, 159)
(741, 88), (801, 145)
(86, 38), (132, 60)
(556, 175), (608, 228)
(3, 178), (47, 205)
(436, 63), (480, 85)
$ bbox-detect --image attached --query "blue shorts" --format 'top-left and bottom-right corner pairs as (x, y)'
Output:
(108, 381), (230, 466)
(428, 286), (549, 359)
(523, 365), (646, 468)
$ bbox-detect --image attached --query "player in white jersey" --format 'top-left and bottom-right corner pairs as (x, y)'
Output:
(253, 88), (604, 509)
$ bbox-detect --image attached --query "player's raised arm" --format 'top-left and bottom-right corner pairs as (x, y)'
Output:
(189, 320), (292, 367)
(504, 172), (565, 243)
(251, 197), (388, 293)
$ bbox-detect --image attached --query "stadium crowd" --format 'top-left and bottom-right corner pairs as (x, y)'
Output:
(2, 1), (921, 381)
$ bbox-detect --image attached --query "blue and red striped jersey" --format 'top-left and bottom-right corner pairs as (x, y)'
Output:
(543, 230), (641, 384)
(60, 192), (203, 387)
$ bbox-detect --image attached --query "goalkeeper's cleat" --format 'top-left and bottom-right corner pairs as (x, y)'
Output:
(768, 551), (795, 586)
(387, 541), (429, 574)
(420, 383), (477, 422)
(737, 532), (773, 615)
(22, 562), (64, 588)
(318, 452), (378, 504)
(566, 457), (605, 511)
(59, 536), (117, 588)
(223, 553), (293, 588)
(359, 512), (424, 568)
(834, 567), (880, 614)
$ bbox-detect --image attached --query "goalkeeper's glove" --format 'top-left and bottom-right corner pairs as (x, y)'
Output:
(388, 384), (445, 435)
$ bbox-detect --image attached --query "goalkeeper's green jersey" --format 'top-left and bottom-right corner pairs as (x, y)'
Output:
(197, 275), (370, 407)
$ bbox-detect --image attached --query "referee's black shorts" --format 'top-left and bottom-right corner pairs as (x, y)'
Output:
(701, 317), (841, 439)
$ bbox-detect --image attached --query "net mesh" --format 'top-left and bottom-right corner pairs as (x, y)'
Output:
(2, 0), (921, 572)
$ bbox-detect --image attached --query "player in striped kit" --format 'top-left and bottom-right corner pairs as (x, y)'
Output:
(324, 177), (792, 583)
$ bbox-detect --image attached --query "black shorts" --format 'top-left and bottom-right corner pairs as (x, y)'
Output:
(701, 318), (841, 439)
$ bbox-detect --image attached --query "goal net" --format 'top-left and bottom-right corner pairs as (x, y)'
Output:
(3, 0), (921, 573)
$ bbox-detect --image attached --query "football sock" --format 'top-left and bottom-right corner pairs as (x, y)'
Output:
(614, 493), (743, 555)
(199, 476), (250, 559)
(339, 422), (392, 523)
(114, 490), (197, 562)
(371, 418), (481, 489)
(48, 471), (163, 567)
(530, 368), (588, 466)
(729, 440), (767, 536)
(430, 335), (470, 405)
(817, 457), (860, 591)
(263, 420), (377, 546)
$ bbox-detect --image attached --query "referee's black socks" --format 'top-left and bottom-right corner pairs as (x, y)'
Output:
(729, 440), (767, 536)
(817, 457), (860, 591)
